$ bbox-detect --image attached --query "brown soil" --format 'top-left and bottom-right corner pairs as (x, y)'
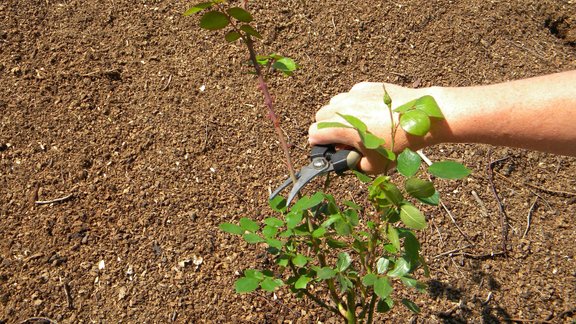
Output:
(1, 0), (575, 323)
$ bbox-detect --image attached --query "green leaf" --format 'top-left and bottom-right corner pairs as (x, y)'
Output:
(244, 269), (264, 280)
(376, 257), (390, 274)
(276, 255), (290, 267)
(183, 2), (213, 16)
(353, 170), (372, 183)
(336, 252), (352, 272)
(224, 31), (242, 42)
(199, 11), (230, 30)
(317, 121), (353, 129)
(428, 161), (471, 179)
(375, 146), (396, 161)
(260, 277), (283, 292)
(292, 254), (308, 267)
(312, 227), (327, 238)
(380, 182), (404, 206)
(291, 192), (324, 212)
(386, 224), (401, 251)
(263, 217), (284, 228)
(397, 148), (421, 177)
(393, 99), (416, 114)
(399, 109), (431, 136)
(294, 275), (311, 289)
(360, 132), (386, 149)
(239, 217), (259, 232)
(337, 114), (367, 132)
(337, 274), (353, 292)
(399, 203), (427, 230)
(376, 297), (394, 313)
(334, 219), (352, 235)
(269, 196), (286, 213)
(285, 211), (303, 229)
(235, 277), (260, 293)
(243, 233), (264, 244)
(405, 178), (435, 199)
(414, 95), (444, 118)
(362, 273), (377, 286)
(321, 214), (342, 228)
(400, 277), (427, 293)
(240, 24), (262, 39)
(265, 237), (284, 249)
(272, 57), (298, 76)
(402, 230), (421, 261)
(262, 225), (278, 239)
(417, 190), (440, 206)
(401, 298), (421, 314)
(219, 222), (244, 235)
(388, 257), (411, 278)
(326, 237), (348, 249)
(227, 7), (253, 22)
(374, 277), (393, 299)
(316, 267), (337, 280)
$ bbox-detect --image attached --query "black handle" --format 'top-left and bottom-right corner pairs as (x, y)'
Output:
(311, 145), (362, 174)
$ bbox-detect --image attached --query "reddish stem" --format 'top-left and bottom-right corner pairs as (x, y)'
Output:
(244, 37), (298, 184)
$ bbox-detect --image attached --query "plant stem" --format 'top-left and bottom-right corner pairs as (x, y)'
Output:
(244, 37), (298, 184)
(366, 293), (377, 324)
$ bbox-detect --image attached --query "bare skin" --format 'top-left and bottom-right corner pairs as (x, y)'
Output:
(309, 70), (576, 174)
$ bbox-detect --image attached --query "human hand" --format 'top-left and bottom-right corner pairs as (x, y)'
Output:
(309, 82), (433, 174)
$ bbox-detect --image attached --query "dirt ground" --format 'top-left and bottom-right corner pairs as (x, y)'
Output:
(1, 0), (576, 323)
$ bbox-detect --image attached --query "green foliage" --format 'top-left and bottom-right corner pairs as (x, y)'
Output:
(188, 1), (470, 322)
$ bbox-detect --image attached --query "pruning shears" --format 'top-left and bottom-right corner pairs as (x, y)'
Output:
(269, 144), (362, 206)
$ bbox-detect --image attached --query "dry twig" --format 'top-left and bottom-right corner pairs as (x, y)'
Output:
(522, 197), (538, 239)
(35, 193), (74, 205)
(486, 152), (509, 255)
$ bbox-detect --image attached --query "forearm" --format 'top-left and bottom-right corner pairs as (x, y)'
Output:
(429, 70), (576, 156)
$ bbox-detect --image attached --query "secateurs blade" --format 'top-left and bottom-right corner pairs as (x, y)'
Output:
(269, 144), (362, 206)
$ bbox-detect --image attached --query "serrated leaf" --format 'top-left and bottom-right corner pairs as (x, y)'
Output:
(414, 95), (444, 118)
(405, 178), (435, 199)
(199, 11), (229, 30)
(260, 277), (283, 292)
(294, 275), (311, 289)
(388, 257), (411, 277)
(397, 148), (421, 177)
(317, 121), (353, 129)
(224, 31), (241, 42)
(272, 57), (298, 76)
(362, 273), (377, 286)
(401, 298), (421, 313)
(336, 252), (352, 272)
(399, 109), (431, 136)
(240, 24), (262, 39)
(376, 257), (390, 274)
(227, 7), (253, 22)
(235, 277), (259, 293)
(183, 2), (213, 16)
(316, 267), (337, 280)
(292, 254), (308, 267)
(243, 233), (264, 244)
(399, 203), (427, 230)
(374, 277), (393, 299)
(219, 222), (244, 235)
(244, 269), (264, 280)
(264, 217), (284, 228)
(428, 161), (471, 179)
(239, 217), (259, 232)
(337, 113), (367, 132)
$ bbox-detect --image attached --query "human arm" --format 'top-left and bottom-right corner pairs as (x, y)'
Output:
(308, 70), (576, 174)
